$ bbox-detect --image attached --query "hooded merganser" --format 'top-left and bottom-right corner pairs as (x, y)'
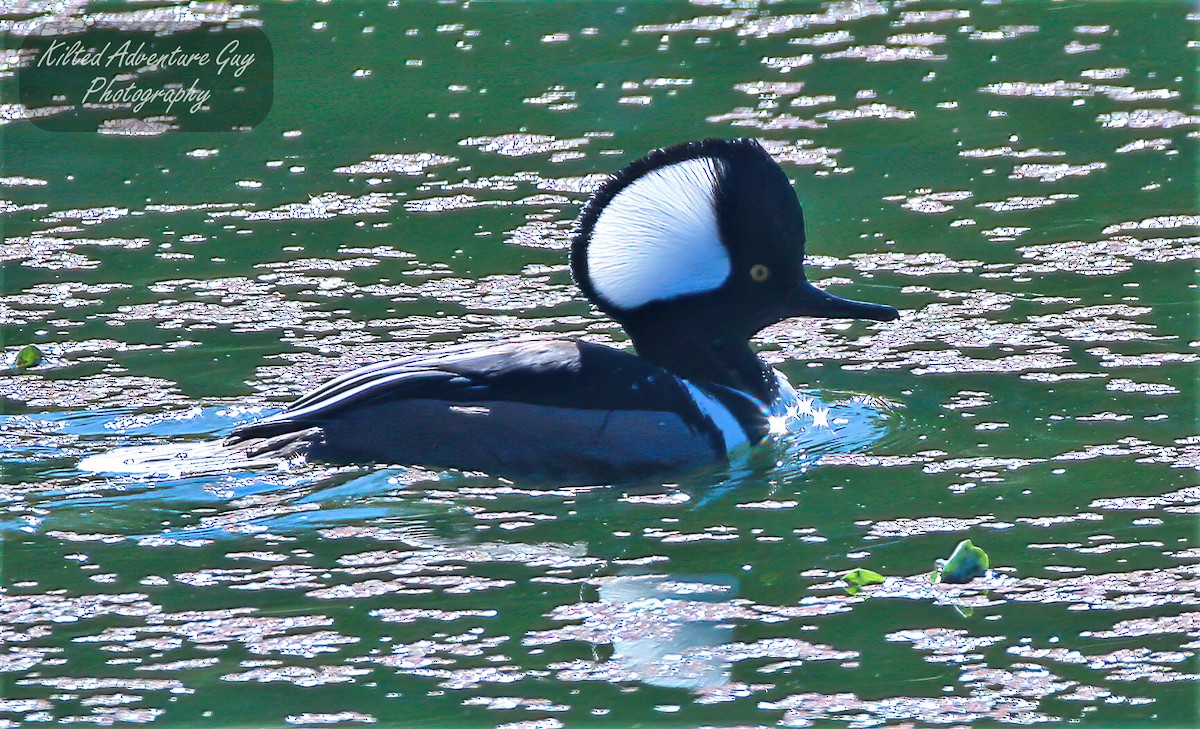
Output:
(227, 138), (899, 482)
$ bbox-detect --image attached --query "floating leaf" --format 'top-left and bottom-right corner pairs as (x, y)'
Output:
(934, 539), (990, 584)
(841, 567), (886, 594)
(14, 345), (44, 369)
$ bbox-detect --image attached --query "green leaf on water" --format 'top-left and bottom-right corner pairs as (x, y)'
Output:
(934, 539), (990, 584)
(841, 567), (886, 595)
(15, 345), (44, 369)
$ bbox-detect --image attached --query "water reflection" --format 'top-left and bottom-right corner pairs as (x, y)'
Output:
(575, 573), (740, 690)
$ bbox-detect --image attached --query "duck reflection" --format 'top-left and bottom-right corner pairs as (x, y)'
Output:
(554, 573), (741, 690)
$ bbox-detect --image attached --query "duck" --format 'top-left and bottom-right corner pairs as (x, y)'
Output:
(226, 138), (899, 483)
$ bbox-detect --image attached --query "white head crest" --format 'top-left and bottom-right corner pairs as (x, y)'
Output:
(582, 156), (729, 311)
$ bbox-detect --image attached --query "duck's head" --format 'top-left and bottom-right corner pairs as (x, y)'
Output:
(571, 138), (899, 342)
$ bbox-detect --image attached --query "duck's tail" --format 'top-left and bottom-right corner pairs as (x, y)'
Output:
(79, 426), (323, 477)
(223, 422), (323, 456)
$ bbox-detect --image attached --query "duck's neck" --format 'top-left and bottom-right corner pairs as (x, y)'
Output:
(628, 330), (778, 404)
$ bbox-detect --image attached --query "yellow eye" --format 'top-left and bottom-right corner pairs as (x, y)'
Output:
(749, 264), (771, 282)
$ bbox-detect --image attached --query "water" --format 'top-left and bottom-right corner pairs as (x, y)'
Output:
(1, 1), (1197, 726)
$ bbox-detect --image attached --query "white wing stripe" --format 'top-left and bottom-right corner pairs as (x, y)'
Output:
(683, 380), (749, 454)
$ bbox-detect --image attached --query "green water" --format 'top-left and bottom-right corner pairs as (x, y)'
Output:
(1, 1), (1197, 727)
